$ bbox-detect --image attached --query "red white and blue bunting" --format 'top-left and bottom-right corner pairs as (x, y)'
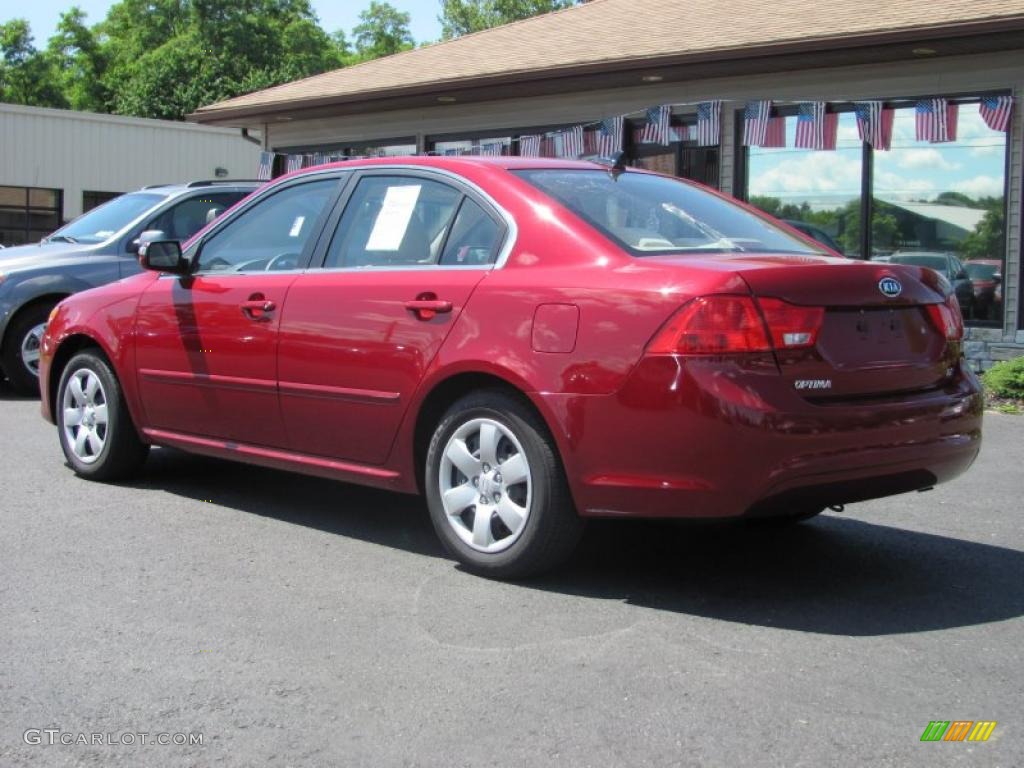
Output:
(256, 94), (1013, 178)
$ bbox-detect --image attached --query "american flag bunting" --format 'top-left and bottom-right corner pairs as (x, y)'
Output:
(742, 100), (773, 146)
(640, 105), (671, 146)
(257, 151), (274, 180)
(979, 95), (1013, 132)
(285, 154), (303, 173)
(596, 115), (624, 155)
(916, 99), (958, 143)
(761, 116), (786, 148)
(519, 135), (541, 157)
(794, 102), (826, 149)
(695, 101), (721, 146)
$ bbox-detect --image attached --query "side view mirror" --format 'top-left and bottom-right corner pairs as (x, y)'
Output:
(993, 272), (1003, 284)
(955, 270), (968, 281)
(139, 239), (187, 274)
(128, 229), (166, 255)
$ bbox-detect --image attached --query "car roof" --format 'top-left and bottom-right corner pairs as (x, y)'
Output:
(272, 155), (614, 182)
(139, 180), (262, 195)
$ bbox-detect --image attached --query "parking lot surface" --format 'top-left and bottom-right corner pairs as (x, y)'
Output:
(1, 385), (1021, 767)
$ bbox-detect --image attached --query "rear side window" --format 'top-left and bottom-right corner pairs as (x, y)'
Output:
(324, 176), (461, 268)
(513, 169), (823, 256)
(440, 198), (502, 266)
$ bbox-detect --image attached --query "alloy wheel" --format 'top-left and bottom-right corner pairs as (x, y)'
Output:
(20, 322), (46, 377)
(438, 417), (533, 553)
(61, 368), (109, 464)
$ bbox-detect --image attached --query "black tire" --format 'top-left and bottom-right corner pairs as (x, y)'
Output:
(425, 389), (583, 579)
(2, 302), (55, 396)
(56, 350), (149, 481)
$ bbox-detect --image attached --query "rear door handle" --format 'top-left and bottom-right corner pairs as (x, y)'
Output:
(405, 297), (453, 321)
(241, 296), (276, 320)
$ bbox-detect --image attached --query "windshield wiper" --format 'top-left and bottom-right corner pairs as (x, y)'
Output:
(45, 235), (79, 244)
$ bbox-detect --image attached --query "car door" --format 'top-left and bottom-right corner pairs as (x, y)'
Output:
(277, 170), (507, 465)
(133, 176), (343, 447)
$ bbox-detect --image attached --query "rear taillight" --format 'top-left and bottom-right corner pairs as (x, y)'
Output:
(925, 295), (964, 341)
(647, 296), (771, 355)
(648, 295), (824, 356)
(756, 298), (824, 349)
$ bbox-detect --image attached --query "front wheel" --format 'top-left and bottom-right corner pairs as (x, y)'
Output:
(425, 390), (583, 579)
(56, 351), (149, 481)
(2, 302), (54, 395)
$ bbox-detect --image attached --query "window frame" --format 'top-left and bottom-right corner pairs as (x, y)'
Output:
(0, 185), (63, 246)
(185, 171), (349, 275)
(309, 168), (509, 272)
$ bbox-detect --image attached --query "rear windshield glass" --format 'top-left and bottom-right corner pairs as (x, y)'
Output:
(889, 254), (948, 271)
(53, 192), (166, 244)
(964, 262), (999, 279)
(512, 169), (824, 256)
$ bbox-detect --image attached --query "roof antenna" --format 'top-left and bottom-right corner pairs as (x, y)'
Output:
(581, 151), (627, 179)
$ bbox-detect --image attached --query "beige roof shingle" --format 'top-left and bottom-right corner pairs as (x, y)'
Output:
(192, 0), (1024, 119)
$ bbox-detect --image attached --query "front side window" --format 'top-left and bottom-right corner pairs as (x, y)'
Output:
(515, 169), (824, 256)
(196, 179), (337, 272)
(146, 192), (249, 243)
(324, 176), (461, 268)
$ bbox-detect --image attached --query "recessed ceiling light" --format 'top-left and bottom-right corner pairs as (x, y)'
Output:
(642, 75), (664, 82)
(437, 96), (457, 103)
(275, 116), (293, 121)
(912, 47), (937, 55)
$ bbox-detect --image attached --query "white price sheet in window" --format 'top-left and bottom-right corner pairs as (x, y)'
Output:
(365, 184), (422, 251)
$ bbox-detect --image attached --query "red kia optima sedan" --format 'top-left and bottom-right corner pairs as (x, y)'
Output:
(39, 157), (983, 577)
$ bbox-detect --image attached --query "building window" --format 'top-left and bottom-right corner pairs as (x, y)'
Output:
(872, 106), (1007, 323)
(741, 96), (1010, 326)
(431, 137), (512, 156)
(82, 190), (122, 213)
(745, 110), (863, 257)
(0, 185), (62, 246)
(629, 119), (719, 188)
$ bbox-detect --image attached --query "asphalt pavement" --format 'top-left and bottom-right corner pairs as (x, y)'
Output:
(1, 382), (1021, 767)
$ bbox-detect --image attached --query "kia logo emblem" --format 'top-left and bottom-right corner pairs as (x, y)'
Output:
(878, 276), (902, 298)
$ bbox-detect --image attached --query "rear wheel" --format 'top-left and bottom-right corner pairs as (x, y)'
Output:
(425, 390), (583, 579)
(2, 302), (55, 395)
(56, 351), (149, 481)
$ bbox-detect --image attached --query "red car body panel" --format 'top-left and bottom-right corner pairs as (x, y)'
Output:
(40, 156), (983, 519)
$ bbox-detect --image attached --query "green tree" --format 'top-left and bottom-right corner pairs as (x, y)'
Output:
(439, 0), (576, 39)
(97, 0), (347, 119)
(46, 8), (109, 112)
(0, 19), (66, 107)
(353, 2), (414, 59)
(959, 205), (1005, 260)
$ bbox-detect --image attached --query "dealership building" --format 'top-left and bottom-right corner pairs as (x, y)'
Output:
(191, 0), (1024, 368)
(0, 103), (261, 245)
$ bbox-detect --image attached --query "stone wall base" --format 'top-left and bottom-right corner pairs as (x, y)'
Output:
(964, 328), (1024, 371)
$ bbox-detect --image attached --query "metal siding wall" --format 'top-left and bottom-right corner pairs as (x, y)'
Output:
(0, 105), (261, 220)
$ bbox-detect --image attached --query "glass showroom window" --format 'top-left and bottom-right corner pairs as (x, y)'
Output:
(745, 111), (863, 257)
(431, 137), (512, 156)
(872, 104), (1007, 324)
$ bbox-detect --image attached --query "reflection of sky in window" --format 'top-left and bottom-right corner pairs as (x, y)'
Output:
(748, 107), (1006, 210)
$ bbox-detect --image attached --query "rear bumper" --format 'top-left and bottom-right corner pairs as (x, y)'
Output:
(541, 356), (983, 518)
